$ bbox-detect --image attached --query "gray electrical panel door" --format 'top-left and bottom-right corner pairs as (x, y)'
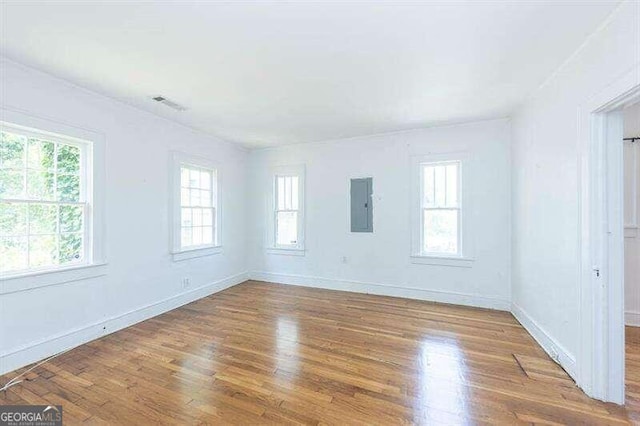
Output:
(350, 178), (373, 232)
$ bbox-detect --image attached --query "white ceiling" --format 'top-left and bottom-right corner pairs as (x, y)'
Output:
(0, 1), (620, 148)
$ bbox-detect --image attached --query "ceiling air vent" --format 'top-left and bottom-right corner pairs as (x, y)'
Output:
(152, 95), (187, 112)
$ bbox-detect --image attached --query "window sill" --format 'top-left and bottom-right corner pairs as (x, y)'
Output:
(172, 245), (222, 262)
(266, 247), (306, 257)
(0, 262), (108, 295)
(410, 255), (474, 268)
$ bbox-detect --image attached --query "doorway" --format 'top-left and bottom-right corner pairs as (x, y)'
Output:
(579, 68), (640, 405)
(624, 102), (640, 408)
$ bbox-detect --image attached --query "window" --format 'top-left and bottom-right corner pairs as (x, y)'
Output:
(421, 161), (460, 255)
(268, 165), (305, 254)
(0, 126), (90, 275)
(171, 153), (219, 259)
(275, 175), (299, 246)
(411, 153), (473, 267)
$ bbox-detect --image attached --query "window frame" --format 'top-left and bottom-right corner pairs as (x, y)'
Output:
(267, 164), (305, 255)
(170, 152), (221, 261)
(0, 109), (106, 293)
(420, 160), (462, 256)
(410, 153), (474, 267)
(1, 123), (93, 276)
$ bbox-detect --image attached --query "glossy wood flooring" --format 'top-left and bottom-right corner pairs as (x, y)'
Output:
(1, 281), (638, 424)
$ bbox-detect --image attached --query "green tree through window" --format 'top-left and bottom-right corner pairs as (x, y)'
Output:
(0, 129), (86, 274)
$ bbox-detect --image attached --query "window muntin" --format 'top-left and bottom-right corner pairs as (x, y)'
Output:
(0, 129), (88, 274)
(179, 165), (217, 250)
(421, 161), (461, 256)
(275, 175), (299, 247)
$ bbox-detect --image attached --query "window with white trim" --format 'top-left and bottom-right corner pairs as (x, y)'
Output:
(0, 126), (91, 274)
(420, 161), (461, 255)
(275, 175), (300, 246)
(176, 163), (218, 251)
(268, 165), (305, 252)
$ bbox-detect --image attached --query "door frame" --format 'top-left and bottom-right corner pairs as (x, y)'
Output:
(578, 64), (640, 404)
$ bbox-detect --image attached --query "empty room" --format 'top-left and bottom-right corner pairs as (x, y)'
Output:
(0, 0), (639, 424)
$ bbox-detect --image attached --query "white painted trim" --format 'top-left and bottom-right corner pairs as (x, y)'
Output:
(171, 245), (222, 262)
(0, 263), (107, 295)
(578, 63), (640, 404)
(626, 311), (640, 327)
(265, 247), (306, 257)
(0, 107), (107, 276)
(410, 152), (475, 261)
(250, 271), (510, 311)
(170, 151), (221, 254)
(409, 255), (474, 268)
(266, 164), (306, 251)
(0, 272), (248, 376)
(511, 302), (577, 380)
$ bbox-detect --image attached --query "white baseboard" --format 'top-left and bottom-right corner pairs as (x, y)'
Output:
(249, 271), (510, 311)
(626, 311), (640, 327)
(511, 302), (577, 380)
(0, 272), (248, 376)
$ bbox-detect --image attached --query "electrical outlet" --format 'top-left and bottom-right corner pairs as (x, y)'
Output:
(182, 278), (191, 289)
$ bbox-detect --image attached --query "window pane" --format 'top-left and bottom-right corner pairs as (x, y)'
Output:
(181, 227), (192, 247)
(59, 205), (83, 233)
(434, 165), (446, 207)
(291, 176), (299, 210)
(57, 144), (80, 175)
(192, 226), (203, 245)
(181, 167), (190, 188)
(277, 177), (285, 210)
(201, 226), (213, 245)
(0, 202), (27, 236)
(0, 236), (27, 272)
(0, 132), (26, 169)
(190, 189), (201, 207)
(29, 234), (58, 268)
(202, 208), (213, 227)
(200, 170), (211, 190)
(181, 187), (189, 206)
(27, 139), (55, 170)
(446, 164), (458, 207)
(57, 174), (80, 202)
(189, 168), (200, 187)
(192, 208), (203, 227)
(0, 169), (25, 198)
(200, 190), (211, 207)
(29, 204), (58, 234)
(181, 208), (192, 227)
(27, 169), (55, 200)
(59, 232), (82, 264)
(276, 211), (298, 246)
(423, 166), (435, 207)
(284, 177), (292, 210)
(423, 209), (458, 254)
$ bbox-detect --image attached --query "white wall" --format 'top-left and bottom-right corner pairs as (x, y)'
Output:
(511, 1), (640, 379)
(248, 119), (512, 310)
(624, 103), (640, 325)
(0, 59), (249, 375)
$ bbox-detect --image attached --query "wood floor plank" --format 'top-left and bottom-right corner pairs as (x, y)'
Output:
(1, 280), (639, 424)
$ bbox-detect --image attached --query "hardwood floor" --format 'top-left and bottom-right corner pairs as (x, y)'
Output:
(0, 280), (638, 424)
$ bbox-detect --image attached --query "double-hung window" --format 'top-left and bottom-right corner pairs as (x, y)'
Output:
(171, 153), (220, 260)
(411, 153), (472, 267)
(268, 165), (305, 253)
(275, 175), (300, 246)
(421, 161), (461, 255)
(0, 125), (91, 275)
